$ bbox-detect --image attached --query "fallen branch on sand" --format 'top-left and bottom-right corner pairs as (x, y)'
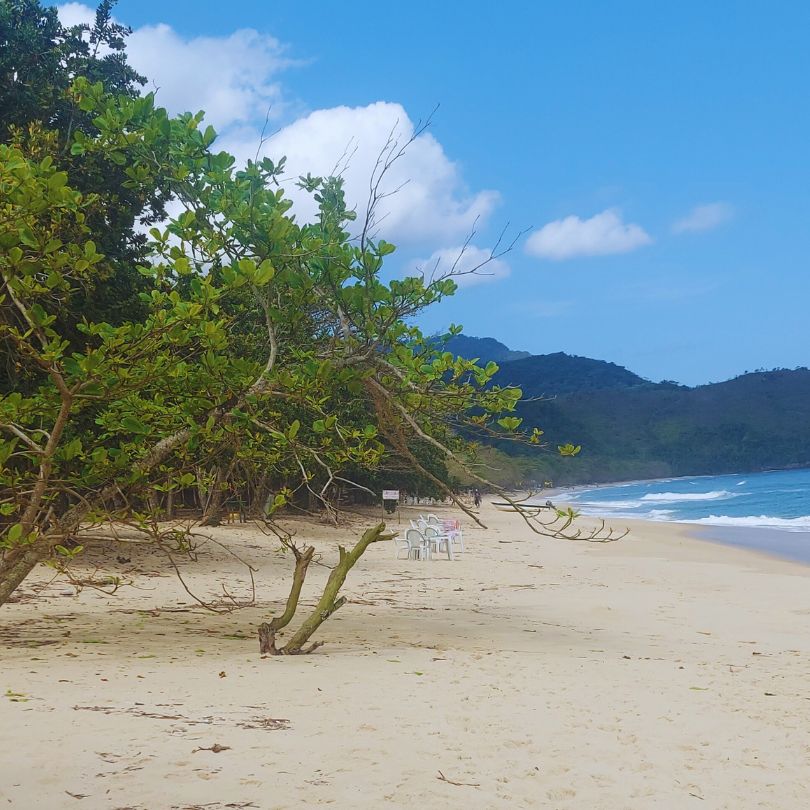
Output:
(437, 770), (480, 787)
(257, 523), (394, 655)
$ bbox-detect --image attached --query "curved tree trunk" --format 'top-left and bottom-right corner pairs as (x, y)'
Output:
(247, 474), (272, 519)
(165, 485), (175, 520)
(257, 522), (393, 656)
(0, 545), (48, 607)
(146, 489), (162, 519)
(0, 359), (279, 608)
(200, 464), (227, 526)
(258, 544), (315, 654)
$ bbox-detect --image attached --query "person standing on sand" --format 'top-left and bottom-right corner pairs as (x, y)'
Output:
(473, 489), (482, 508)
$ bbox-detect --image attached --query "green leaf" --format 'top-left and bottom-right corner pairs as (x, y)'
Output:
(121, 416), (148, 434)
(18, 227), (37, 248)
(237, 258), (256, 277)
(0, 439), (17, 468)
(202, 125), (217, 146)
(48, 172), (68, 191)
(254, 259), (275, 285)
(29, 303), (48, 326)
(62, 438), (83, 461)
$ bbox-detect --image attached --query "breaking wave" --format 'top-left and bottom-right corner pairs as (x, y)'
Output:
(639, 490), (735, 503)
(684, 514), (810, 532)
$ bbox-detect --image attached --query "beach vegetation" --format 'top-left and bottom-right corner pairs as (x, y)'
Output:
(0, 1), (622, 652)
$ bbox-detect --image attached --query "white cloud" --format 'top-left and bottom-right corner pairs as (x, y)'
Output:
(58, 4), (295, 131)
(54, 2), (93, 26)
(407, 245), (510, 288)
(57, 6), (499, 249)
(672, 202), (734, 234)
(251, 103), (499, 248)
(525, 209), (652, 260)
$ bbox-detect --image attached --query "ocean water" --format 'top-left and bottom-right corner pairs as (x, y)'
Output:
(565, 468), (810, 562)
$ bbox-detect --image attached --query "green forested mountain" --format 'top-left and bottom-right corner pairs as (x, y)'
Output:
(493, 351), (652, 395)
(443, 334), (531, 364)
(457, 336), (810, 485)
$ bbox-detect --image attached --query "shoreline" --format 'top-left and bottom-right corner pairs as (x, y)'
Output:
(587, 513), (810, 572)
(690, 524), (810, 567)
(544, 470), (810, 567)
(558, 503), (810, 568)
(501, 488), (810, 568)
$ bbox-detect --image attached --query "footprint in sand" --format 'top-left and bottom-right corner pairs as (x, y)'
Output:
(546, 787), (577, 800)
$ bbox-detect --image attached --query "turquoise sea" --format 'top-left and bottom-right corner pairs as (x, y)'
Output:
(565, 468), (810, 563)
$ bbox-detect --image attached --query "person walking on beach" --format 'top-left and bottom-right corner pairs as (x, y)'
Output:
(473, 488), (481, 509)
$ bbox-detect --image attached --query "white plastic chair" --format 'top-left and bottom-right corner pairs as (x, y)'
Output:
(442, 518), (465, 554)
(397, 528), (429, 561)
(423, 525), (453, 561)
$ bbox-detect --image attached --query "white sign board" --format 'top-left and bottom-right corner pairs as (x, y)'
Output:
(382, 490), (400, 500)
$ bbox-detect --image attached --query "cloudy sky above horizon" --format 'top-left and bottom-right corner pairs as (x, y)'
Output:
(57, 1), (810, 385)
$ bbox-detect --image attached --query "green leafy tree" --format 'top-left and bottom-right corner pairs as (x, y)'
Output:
(0, 82), (621, 653)
(1, 1), (168, 392)
(0, 0), (143, 138)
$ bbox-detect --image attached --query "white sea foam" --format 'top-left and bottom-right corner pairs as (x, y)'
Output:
(639, 490), (734, 503)
(684, 514), (810, 532)
(573, 491), (735, 511)
(646, 509), (675, 520)
(572, 505), (676, 522)
(736, 480), (747, 486)
(576, 499), (646, 509)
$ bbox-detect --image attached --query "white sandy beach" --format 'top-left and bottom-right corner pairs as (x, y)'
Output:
(2, 503), (809, 809)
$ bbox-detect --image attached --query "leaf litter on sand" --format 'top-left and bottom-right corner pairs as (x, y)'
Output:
(73, 705), (291, 730)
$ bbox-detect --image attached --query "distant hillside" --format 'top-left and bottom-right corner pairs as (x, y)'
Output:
(492, 351), (654, 396)
(452, 336), (810, 486)
(508, 368), (810, 484)
(443, 334), (531, 364)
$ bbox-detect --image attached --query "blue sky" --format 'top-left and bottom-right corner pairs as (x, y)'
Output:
(60, 1), (810, 385)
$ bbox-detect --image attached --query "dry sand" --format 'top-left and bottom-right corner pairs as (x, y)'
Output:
(2, 502), (810, 809)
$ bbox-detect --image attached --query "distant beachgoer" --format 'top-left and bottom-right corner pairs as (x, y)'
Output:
(473, 489), (482, 508)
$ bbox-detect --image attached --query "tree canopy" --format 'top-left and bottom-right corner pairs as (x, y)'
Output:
(0, 3), (612, 651)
